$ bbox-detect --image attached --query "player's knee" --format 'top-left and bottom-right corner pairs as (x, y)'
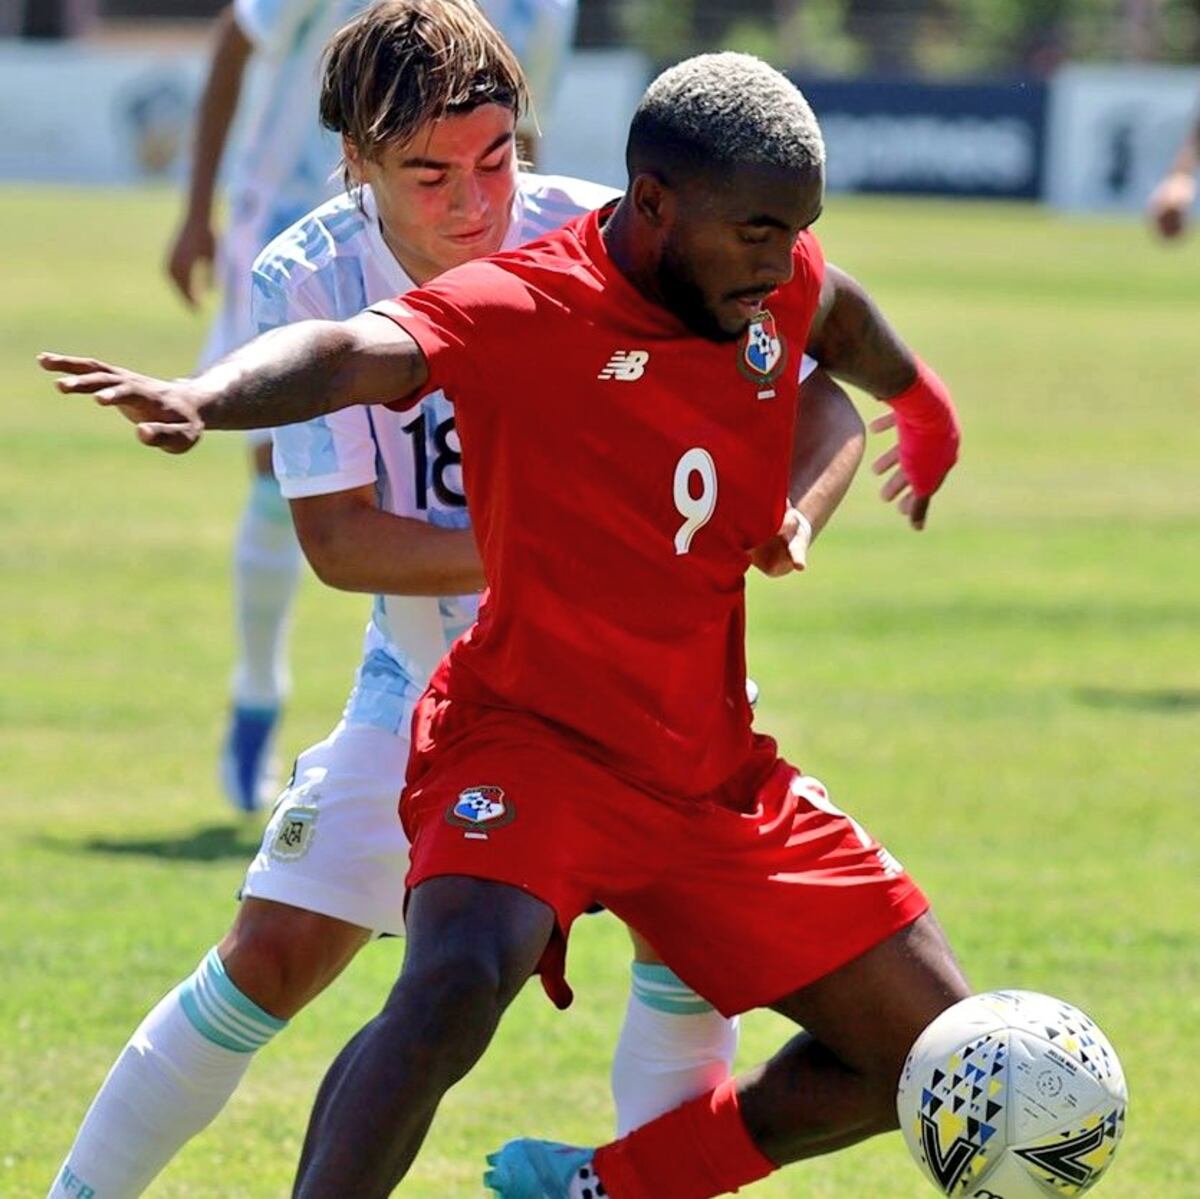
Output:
(392, 947), (511, 1072)
(220, 903), (365, 1018)
(863, 1070), (903, 1136)
(406, 947), (508, 1025)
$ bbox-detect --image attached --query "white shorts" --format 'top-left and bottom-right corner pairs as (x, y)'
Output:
(241, 721), (412, 936)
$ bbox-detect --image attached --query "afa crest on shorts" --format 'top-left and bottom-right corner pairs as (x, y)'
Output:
(266, 768), (326, 862)
(268, 794), (320, 862)
(737, 309), (786, 389)
(446, 785), (514, 835)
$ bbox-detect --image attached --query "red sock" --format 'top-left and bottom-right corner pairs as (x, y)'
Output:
(592, 1079), (776, 1199)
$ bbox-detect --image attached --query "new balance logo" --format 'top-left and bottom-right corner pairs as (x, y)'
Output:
(597, 350), (649, 381)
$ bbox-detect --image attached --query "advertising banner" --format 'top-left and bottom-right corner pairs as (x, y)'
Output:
(1044, 63), (1200, 212)
(793, 76), (1048, 200)
(0, 41), (204, 184)
(0, 41), (646, 190)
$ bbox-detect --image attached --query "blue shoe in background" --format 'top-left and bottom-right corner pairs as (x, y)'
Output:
(220, 704), (279, 814)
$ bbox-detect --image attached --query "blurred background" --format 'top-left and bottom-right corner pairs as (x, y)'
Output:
(4, 0), (1200, 210)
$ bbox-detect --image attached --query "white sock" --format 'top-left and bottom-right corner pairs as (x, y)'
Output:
(610, 962), (739, 1136)
(231, 475), (301, 709)
(47, 949), (287, 1199)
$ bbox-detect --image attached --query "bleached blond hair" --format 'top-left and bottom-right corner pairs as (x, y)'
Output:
(627, 52), (825, 182)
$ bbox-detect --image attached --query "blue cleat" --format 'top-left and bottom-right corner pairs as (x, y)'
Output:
(219, 704), (280, 813)
(484, 1139), (601, 1199)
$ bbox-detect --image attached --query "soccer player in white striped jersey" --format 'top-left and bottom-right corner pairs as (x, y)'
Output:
(167, 0), (373, 814)
(45, 5), (866, 1196)
(167, 0), (578, 814)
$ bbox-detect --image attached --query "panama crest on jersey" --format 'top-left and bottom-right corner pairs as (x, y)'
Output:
(446, 785), (514, 837)
(737, 309), (786, 390)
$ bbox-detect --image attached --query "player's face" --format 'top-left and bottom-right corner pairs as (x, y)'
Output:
(346, 103), (518, 284)
(657, 163), (824, 341)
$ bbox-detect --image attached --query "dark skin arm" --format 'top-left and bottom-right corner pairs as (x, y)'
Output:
(38, 311), (426, 452)
(789, 368), (866, 540)
(806, 264), (916, 399)
(750, 367), (865, 577)
(806, 264), (930, 529)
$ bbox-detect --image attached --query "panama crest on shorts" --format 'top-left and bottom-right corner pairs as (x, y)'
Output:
(267, 769), (324, 862)
(737, 307), (786, 399)
(446, 785), (513, 839)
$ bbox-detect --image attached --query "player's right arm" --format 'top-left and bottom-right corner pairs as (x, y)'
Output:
(39, 311), (428, 454)
(290, 485), (483, 597)
(165, 5), (253, 307)
(257, 266), (484, 598)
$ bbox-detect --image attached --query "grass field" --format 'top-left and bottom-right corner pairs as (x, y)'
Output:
(1, 186), (1198, 1198)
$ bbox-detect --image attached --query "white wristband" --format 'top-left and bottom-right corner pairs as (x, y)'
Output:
(792, 510), (813, 553)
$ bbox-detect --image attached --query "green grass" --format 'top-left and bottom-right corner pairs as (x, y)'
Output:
(2, 186), (1198, 1196)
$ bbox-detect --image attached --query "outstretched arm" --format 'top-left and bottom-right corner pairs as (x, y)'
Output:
(806, 264), (960, 531)
(39, 311), (427, 454)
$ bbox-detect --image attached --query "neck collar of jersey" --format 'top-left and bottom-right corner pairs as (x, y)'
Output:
(579, 203), (689, 337)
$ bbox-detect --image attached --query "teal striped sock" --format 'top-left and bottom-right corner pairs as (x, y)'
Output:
(630, 962), (716, 1015)
(178, 948), (288, 1053)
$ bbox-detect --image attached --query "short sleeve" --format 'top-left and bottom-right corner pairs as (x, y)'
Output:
(368, 259), (536, 413)
(251, 264), (380, 499)
(272, 406), (379, 499)
(233, 0), (318, 56)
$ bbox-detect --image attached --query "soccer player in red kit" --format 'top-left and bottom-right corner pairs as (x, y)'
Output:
(42, 52), (967, 1199)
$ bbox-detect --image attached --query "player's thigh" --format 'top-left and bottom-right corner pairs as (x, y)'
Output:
(219, 896), (371, 1019)
(770, 911), (971, 1082)
(628, 927), (661, 963)
(614, 765), (932, 1017)
(402, 875), (558, 1009)
(243, 721), (413, 938)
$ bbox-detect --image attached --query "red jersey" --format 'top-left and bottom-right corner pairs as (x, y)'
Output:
(373, 208), (825, 799)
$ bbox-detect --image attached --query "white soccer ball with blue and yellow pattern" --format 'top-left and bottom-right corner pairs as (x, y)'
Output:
(897, 990), (1127, 1199)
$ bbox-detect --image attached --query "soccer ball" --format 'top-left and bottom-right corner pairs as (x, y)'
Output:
(897, 991), (1127, 1199)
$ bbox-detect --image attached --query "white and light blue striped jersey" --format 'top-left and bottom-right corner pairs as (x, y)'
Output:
(229, 0), (369, 244)
(229, 0), (579, 249)
(255, 172), (619, 733)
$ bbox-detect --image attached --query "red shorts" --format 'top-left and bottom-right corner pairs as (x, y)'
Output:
(401, 693), (929, 1017)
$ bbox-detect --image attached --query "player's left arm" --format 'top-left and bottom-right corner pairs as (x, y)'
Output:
(38, 311), (426, 454)
(750, 367), (864, 577)
(806, 264), (961, 531)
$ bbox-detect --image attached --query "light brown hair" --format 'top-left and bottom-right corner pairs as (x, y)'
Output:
(320, 0), (528, 183)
